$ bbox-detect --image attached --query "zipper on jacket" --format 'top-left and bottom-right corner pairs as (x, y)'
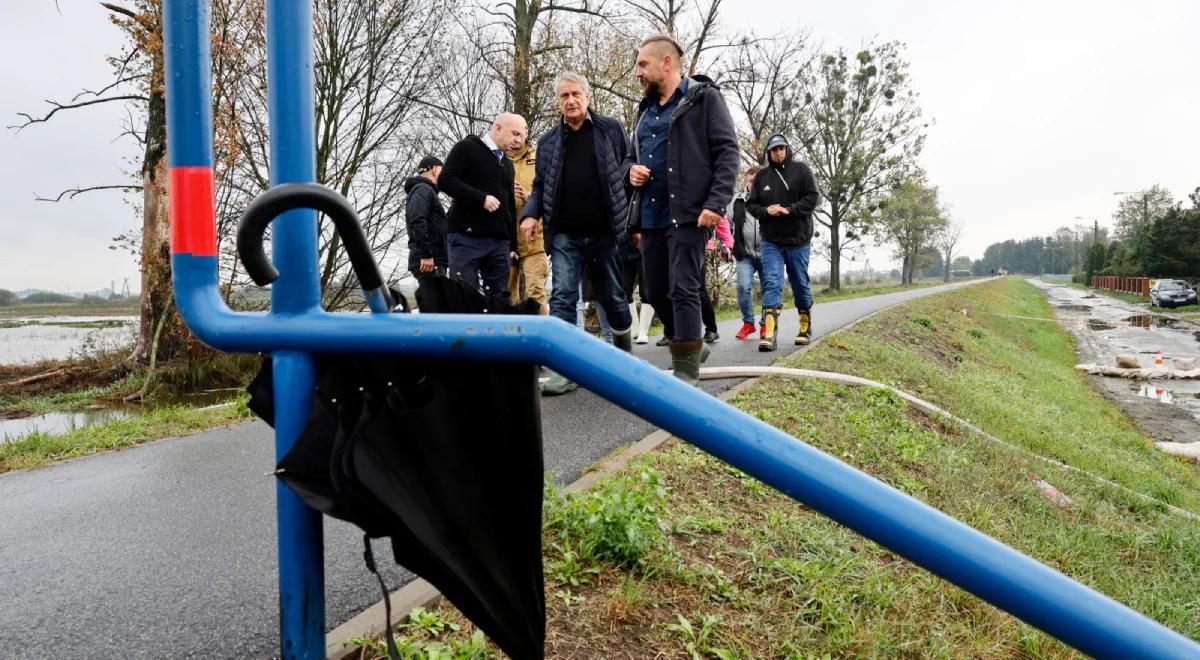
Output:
(774, 167), (790, 192)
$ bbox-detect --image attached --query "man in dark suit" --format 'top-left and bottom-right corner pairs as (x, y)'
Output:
(440, 113), (528, 299)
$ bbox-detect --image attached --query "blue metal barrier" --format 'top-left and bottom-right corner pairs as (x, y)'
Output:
(163, 1), (1199, 657)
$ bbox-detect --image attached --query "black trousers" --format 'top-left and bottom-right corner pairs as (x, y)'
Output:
(662, 262), (717, 337)
(640, 224), (705, 343)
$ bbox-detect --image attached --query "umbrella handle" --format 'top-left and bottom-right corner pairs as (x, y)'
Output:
(236, 182), (394, 312)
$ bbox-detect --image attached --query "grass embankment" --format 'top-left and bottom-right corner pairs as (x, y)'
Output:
(0, 400), (254, 473)
(1, 350), (260, 417)
(348, 277), (1200, 659)
(1, 349), (261, 473)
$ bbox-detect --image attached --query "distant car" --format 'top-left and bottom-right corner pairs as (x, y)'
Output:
(1149, 280), (1197, 308)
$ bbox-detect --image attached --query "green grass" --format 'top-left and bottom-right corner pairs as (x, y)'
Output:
(358, 277), (1200, 658)
(0, 301), (139, 318)
(0, 398), (253, 473)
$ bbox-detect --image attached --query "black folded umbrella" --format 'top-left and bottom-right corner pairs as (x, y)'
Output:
(247, 276), (545, 660)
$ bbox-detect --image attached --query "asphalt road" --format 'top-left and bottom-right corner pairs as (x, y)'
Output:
(0, 279), (981, 658)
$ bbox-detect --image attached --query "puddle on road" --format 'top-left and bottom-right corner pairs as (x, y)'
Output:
(1124, 315), (1182, 329)
(1057, 304), (1093, 311)
(1087, 319), (1116, 331)
(1135, 383), (1175, 404)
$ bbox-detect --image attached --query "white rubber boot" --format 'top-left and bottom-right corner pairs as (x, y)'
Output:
(635, 304), (654, 344)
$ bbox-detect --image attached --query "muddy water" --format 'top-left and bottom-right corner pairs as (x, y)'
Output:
(0, 316), (137, 365)
(1033, 279), (1200, 443)
(0, 409), (134, 443)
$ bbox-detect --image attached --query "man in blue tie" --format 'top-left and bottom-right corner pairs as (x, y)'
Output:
(440, 113), (529, 300)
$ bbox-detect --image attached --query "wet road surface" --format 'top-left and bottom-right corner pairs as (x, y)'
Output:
(1033, 279), (1200, 441)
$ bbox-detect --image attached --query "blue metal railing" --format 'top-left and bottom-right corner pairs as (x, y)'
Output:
(162, 1), (1199, 657)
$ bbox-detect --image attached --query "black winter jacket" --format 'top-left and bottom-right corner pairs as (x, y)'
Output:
(520, 111), (632, 245)
(403, 176), (448, 273)
(439, 135), (518, 253)
(746, 136), (820, 247)
(626, 75), (740, 229)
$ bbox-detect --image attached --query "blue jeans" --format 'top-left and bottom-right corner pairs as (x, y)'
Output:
(761, 241), (812, 310)
(735, 257), (763, 324)
(549, 233), (632, 331)
(577, 282), (614, 342)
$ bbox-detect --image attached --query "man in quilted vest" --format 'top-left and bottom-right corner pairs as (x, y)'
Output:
(520, 72), (634, 395)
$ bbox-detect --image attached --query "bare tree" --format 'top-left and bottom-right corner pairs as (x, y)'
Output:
(221, 0), (452, 308)
(722, 32), (813, 166)
(792, 41), (927, 290)
(11, 0), (197, 364)
(624, 0), (731, 74)
(935, 218), (963, 282)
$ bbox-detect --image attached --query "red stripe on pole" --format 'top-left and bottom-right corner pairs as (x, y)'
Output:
(170, 166), (217, 256)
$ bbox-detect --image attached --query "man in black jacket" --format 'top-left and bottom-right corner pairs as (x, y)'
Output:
(440, 113), (528, 300)
(627, 33), (740, 385)
(521, 72), (634, 395)
(746, 133), (821, 351)
(404, 156), (447, 281)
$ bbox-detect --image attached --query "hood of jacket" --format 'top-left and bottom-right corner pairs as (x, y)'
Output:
(404, 175), (437, 194)
(636, 75), (719, 114)
(764, 133), (794, 170)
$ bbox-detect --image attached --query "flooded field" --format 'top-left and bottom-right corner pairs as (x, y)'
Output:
(0, 408), (134, 442)
(1035, 280), (1200, 444)
(0, 316), (137, 365)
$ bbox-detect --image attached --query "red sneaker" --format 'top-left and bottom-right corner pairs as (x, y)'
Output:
(735, 322), (755, 340)
(759, 323), (767, 339)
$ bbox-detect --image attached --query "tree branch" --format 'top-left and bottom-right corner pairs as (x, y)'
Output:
(35, 184), (143, 202)
(10, 95), (148, 131)
(99, 3), (137, 20)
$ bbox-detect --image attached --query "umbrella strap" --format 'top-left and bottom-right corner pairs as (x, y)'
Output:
(362, 534), (401, 660)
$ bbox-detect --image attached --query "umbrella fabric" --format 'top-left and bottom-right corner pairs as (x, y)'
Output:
(247, 276), (545, 659)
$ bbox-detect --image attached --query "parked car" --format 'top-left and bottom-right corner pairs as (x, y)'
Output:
(1149, 280), (1198, 308)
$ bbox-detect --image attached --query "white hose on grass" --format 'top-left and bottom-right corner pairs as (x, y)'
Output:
(697, 365), (1200, 522)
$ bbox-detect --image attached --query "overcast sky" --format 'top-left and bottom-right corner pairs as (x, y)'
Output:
(1, 1), (1197, 291)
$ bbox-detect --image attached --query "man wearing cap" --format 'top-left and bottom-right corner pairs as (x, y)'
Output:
(507, 138), (549, 313)
(746, 133), (821, 351)
(440, 113), (528, 299)
(627, 33), (739, 385)
(403, 156), (447, 281)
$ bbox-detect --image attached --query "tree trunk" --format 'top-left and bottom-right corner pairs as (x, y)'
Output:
(131, 51), (187, 365)
(828, 205), (842, 290)
(511, 0), (536, 121)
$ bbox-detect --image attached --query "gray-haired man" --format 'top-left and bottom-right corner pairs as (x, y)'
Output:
(521, 72), (634, 395)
